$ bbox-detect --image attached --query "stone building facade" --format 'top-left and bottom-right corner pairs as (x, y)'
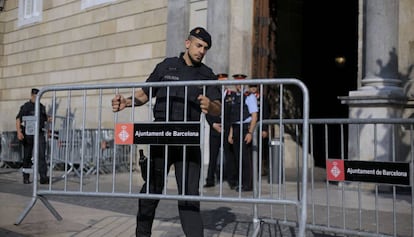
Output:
(0, 0), (413, 163)
(0, 0), (257, 131)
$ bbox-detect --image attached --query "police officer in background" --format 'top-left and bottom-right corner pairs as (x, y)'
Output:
(249, 84), (271, 176)
(204, 73), (228, 187)
(112, 27), (221, 237)
(222, 76), (238, 189)
(16, 88), (49, 184)
(228, 74), (258, 192)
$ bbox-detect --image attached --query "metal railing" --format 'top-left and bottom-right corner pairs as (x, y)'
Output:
(264, 118), (413, 237)
(10, 79), (414, 236)
(14, 78), (310, 236)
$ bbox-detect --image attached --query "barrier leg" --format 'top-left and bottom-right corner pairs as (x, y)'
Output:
(250, 218), (261, 237)
(38, 195), (63, 221)
(15, 197), (37, 225)
(15, 195), (62, 225)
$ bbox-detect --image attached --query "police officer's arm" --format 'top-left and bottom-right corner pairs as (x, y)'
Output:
(228, 126), (234, 144)
(198, 95), (221, 116)
(16, 117), (24, 140)
(245, 94), (259, 144)
(16, 107), (24, 140)
(245, 112), (258, 144)
(112, 88), (149, 112)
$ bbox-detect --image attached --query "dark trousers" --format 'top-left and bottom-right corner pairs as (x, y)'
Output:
(22, 134), (47, 178)
(136, 145), (203, 237)
(232, 124), (253, 189)
(223, 130), (237, 186)
(261, 136), (269, 174)
(206, 130), (220, 184)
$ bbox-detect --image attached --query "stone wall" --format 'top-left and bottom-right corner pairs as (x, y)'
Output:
(0, 0), (168, 131)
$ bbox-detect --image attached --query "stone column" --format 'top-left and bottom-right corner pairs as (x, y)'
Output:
(166, 0), (189, 57)
(340, 0), (406, 162)
(205, 1), (230, 74)
(228, 0), (253, 76)
(352, 0), (402, 97)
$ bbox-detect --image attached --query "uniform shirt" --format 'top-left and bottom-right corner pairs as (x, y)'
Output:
(230, 91), (258, 124)
(142, 53), (221, 121)
(254, 92), (270, 131)
(223, 89), (235, 131)
(16, 100), (48, 135)
(206, 88), (233, 131)
(243, 92), (258, 123)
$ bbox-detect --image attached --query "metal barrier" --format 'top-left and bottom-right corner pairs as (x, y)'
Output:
(12, 79), (414, 237)
(14, 78), (310, 236)
(0, 131), (23, 167)
(266, 118), (413, 237)
(48, 127), (131, 177)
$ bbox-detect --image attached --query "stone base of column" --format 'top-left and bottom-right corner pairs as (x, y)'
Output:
(339, 84), (406, 163)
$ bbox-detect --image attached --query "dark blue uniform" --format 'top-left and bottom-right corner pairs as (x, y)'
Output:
(222, 90), (237, 188)
(137, 53), (221, 237)
(16, 100), (49, 183)
(204, 89), (238, 188)
(204, 113), (221, 186)
(229, 91), (258, 191)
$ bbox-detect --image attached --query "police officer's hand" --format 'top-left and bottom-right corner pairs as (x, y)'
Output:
(112, 94), (126, 112)
(17, 131), (24, 141)
(244, 133), (252, 144)
(198, 95), (221, 116)
(228, 134), (234, 144)
(212, 123), (222, 133)
(197, 95), (211, 114)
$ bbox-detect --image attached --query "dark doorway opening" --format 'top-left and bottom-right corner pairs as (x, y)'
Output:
(275, 0), (359, 167)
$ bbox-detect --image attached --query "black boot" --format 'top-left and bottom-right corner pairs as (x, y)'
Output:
(23, 173), (31, 184)
(40, 175), (50, 184)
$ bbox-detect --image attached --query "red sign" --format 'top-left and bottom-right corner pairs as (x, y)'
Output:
(115, 123), (134, 145)
(326, 159), (345, 181)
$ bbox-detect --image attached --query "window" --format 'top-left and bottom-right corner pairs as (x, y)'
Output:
(81, 0), (115, 10)
(18, 0), (43, 27)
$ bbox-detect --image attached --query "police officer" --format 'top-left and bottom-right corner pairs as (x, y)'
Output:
(16, 88), (49, 184)
(228, 74), (258, 192)
(222, 77), (238, 189)
(249, 84), (271, 176)
(204, 74), (228, 187)
(112, 27), (221, 237)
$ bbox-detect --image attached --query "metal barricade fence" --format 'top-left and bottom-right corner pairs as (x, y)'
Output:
(48, 127), (131, 177)
(11, 79), (414, 237)
(0, 131), (23, 167)
(265, 118), (412, 237)
(15, 79), (310, 236)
